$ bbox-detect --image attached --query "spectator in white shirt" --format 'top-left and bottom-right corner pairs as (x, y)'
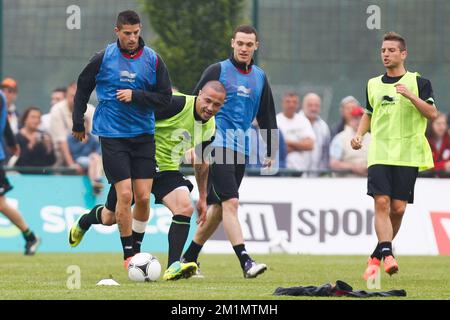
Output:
(276, 92), (315, 171)
(40, 87), (67, 133)
(299, 92), (331, 176)
(49, 82), (94, 168)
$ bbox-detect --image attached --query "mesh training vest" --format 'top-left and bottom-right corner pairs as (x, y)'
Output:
(154, 93), (215, 171)
(367, 71), (434, 171)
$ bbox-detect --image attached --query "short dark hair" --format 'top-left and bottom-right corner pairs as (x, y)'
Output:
(20, 106), (41, 127)
(116, 10), (141, 29)
(233, 25), (258, 41)
(202, 80), (226, 95)
(52, 87), (67, 94)
(383, 31), (406, 51)
(283, 91), (299, 99)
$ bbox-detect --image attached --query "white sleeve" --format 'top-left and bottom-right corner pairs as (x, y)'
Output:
(300, 117), (316, 140)
(329, 135), (343, 160)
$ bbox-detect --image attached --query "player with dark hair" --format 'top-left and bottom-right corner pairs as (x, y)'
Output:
(71, 10), (172, 269)
(181, 25), (278, 278)
(69, 81), (226, 281)
(351, 32), (437, 279)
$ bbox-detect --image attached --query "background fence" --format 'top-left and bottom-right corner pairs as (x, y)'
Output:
(1, 0), (449, 128)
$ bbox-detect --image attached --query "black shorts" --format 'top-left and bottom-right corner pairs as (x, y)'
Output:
(105, 170), (193, 211)
(100, 134), (156, 184)
(152, 171), (193, 204)
(0, 164), (13, 196)
(367, 164), (419, 203)
(207, 148), (247, 205)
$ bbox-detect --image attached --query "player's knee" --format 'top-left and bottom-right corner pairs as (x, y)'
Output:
(134, 193), (150, 207)
(181, 204), (194, 217)
(179, 204), (194, 217)
(102, 213), (116, 226)
(117, 190), (133, 205)
(391, 204), (406, 216)
(222, 198), (239, 212)
(375, 196), (390, 211)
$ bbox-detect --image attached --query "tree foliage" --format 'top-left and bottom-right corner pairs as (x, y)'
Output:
(141, 0), (246, 92)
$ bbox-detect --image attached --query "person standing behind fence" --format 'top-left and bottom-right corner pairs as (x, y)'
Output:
(299, 93), (331, 176)
(276, 91), (315, 172)
(1, 78), (20, 135)
(40, 87), (67, 133)
(329, 106), (370, 177)
(351, 32), (437, 280)
(0, 89), (41, 255)
(426, 113), (450, 177)
(330, 96), (362, 140)
(71, 10), (172, 270)
(49, 82), (94, 170)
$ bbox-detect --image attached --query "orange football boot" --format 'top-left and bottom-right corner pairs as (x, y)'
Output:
(383, 255), (399, 276)
(363, 257), (381, 280)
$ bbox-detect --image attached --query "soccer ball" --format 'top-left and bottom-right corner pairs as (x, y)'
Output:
(127, 253), (161, 282)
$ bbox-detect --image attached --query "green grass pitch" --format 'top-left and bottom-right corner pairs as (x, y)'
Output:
(0, 253), (449, 300)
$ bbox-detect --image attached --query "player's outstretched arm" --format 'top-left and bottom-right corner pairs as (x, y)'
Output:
(194, 161), (208, 226)
(193, 140), (212, 226)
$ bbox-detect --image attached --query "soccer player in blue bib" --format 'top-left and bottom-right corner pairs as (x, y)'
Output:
(71, 10), (172, 269)
(182, 25), (278, 278)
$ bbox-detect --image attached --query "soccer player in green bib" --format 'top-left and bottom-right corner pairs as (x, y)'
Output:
(351, 32), (437, 280)
(69, 81), (226, 280)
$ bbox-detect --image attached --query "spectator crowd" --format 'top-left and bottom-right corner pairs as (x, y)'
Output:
(1, 78), (103, 194)
(1, 77), (449, 184)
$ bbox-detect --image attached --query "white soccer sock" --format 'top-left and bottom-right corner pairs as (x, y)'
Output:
(132, 218), (148, 233)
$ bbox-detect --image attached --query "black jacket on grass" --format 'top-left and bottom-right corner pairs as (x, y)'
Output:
(273, 280), (406, 298)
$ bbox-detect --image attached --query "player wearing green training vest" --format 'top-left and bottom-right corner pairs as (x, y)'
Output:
(154, 93), (216, 172)
(351, 32), (438, 280)
(69, 81), (226, 281)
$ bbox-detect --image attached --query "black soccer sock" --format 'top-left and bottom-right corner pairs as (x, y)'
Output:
(168, 215), (191, 268)
(120, 236), (134, 260)
(22, 229), (36, 242)
(182, 241), (203, 263)
(379, 241), (393, 258)
(78, 205), (104, 231)
(233, 244), (251, 270)
(132, 230), (145, 255)
(370, 242), (383, 260)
